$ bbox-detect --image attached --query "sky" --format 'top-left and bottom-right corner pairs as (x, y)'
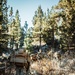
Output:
(7, 0), (59, 27)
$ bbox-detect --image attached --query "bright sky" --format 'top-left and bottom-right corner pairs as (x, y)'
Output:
(7, 0), (59, 27)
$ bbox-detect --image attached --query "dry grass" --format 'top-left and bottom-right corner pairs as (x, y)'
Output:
(30, 50), (75, 75)
(30, 58), (55, 75)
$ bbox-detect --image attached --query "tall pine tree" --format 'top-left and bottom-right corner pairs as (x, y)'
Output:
(0, 0), (8, 51)
(54, 0), (75, 50)
(32, 6), (44, 47)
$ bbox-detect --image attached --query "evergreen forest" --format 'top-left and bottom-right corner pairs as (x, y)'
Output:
(0, 0), (75, 75)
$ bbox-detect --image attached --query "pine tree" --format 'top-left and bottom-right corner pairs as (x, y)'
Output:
(8, 9), (21, 50)
(7, 7), (14, 49)
(23, 21), (28, 48)
(13, 10), (21, 49)
(32, 6), (44, 47)
(20, 27), (25, 48)
(42, 7), (58, 47)
(24, 27), (33, 52)
(54, 0), (75, 50)
(0, 0), (8, 51)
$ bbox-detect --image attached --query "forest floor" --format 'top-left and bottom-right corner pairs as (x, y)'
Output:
(0, 48), (75, 75)
(30, 49), (75, 75)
